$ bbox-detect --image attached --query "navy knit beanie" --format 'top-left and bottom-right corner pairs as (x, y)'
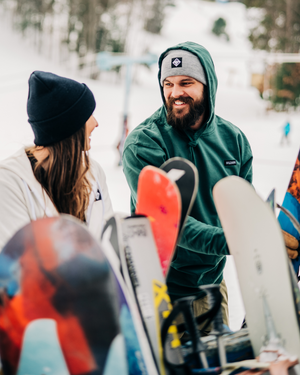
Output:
(27, 71), (96, 146)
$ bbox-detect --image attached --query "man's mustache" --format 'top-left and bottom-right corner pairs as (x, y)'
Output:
(167, 96), (194, 107)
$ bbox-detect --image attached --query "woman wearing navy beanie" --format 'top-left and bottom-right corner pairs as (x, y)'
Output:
(0, 71), (114, 249)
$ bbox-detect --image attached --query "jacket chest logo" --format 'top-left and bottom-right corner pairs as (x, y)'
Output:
(95, 189), (102, 201)
(172, 57), (182, 68)
(224, 160), (237, 166)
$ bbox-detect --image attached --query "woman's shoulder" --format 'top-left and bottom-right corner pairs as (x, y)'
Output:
(0, 146), (42, 190)
(89, 158), (106, 180)
(0, 152), (28, 191)
(0, 148), (30, 176)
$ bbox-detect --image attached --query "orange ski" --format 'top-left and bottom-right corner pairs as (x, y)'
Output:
(135, 166), (181, 276)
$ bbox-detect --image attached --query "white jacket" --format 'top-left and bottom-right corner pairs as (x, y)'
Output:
(0, 147), (114, 250)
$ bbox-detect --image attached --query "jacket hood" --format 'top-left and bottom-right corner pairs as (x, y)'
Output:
(158, 41), (217, 132)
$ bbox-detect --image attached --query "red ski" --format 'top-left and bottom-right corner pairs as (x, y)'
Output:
(135, 165), (181, 276)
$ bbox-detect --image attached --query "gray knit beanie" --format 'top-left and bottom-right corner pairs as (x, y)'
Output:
(160, 49), (207, 86)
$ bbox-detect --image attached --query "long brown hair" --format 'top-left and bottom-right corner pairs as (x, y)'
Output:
(26, 125), (93, 221)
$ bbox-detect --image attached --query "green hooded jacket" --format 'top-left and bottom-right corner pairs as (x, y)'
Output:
(122, 41), (253, 301)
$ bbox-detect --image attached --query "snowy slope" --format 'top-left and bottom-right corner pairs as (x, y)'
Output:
(0, 0), (299, 331)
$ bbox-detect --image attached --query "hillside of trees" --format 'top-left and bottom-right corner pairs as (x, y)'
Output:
(1, 0), (299, 110)
(243, 0), (300, 110)
(0, 0), (174, 77)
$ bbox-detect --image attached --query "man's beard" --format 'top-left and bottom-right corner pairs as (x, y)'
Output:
(166, 95), (207, 130)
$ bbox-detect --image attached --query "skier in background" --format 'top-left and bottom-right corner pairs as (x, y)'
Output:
(280, 119), (291, 145)
(0, 71), (113, 250)
(122, 41), (253, 337)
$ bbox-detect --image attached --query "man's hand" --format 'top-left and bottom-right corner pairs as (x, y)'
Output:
(282, 230), (299, 259)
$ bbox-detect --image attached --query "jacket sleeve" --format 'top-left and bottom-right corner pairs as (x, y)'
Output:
(0, 171), (31, 251)
(178, 216), (229, 256)
(179, 138), (253, 257)
(179, 139), (253, 257)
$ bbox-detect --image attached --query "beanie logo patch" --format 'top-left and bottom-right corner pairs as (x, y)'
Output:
(172, 57), (182, 68)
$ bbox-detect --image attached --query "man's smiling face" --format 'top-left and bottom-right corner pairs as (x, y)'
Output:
(163, 75), (207, 130)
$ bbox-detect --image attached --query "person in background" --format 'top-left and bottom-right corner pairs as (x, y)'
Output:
(0, 71), (113, 250)
(280, 119), (291, 145)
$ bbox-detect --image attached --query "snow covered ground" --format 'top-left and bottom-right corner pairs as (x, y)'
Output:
(0, 0), (299, 331)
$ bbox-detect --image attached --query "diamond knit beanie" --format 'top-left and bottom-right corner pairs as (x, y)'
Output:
(27, 71), (96, 146)
(160, 49), (207, 86)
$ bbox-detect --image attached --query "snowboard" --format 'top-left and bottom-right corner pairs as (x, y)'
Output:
(160, 157), (198, 238)
(278, 149), (300, 279)
(0, 215), (157, 375)
(242, 188), (300, 334)
(135, 165), (181, 277)
(213, 176), (300, 363)
(121, 215), (184, 375)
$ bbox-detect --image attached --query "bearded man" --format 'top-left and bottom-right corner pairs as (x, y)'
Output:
(122, 42), (253, 336)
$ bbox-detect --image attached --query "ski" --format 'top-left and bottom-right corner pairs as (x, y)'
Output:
(121, 215), (184, 375)
(135, 165), (181, 277)
(101, 213), (136, 299)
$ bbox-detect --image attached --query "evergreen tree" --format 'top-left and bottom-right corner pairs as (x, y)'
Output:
(144, 0), (174, 35)
(211, 17), (229, 41)
(12, 0), (54, 52)
(243, 0), (300, 109)
(272, 63), (300, 111)
(243, 0), (300, 53)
